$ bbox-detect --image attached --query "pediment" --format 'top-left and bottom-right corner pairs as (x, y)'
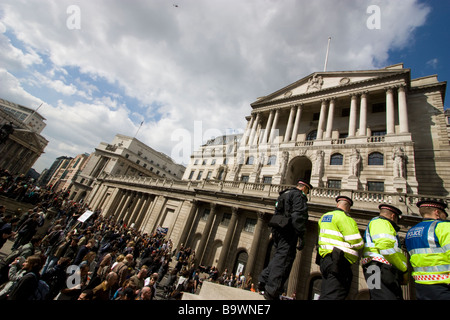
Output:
(252, 64), (409, 106)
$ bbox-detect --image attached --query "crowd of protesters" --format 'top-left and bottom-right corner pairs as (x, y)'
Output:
(0, 169), (206, 301)
(0, 169), (259, 300)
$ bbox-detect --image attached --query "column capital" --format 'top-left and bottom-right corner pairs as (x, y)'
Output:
(231, 206), (239, 215)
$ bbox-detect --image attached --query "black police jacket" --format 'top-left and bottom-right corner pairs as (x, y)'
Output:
(276, 188), (309, 239)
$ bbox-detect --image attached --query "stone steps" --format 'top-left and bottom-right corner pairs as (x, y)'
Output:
(182, 281), (265, 300)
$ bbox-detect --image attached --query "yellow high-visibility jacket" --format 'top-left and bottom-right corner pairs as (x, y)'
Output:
(363, 216), (408, 272)
(405, 219), (450, 285)
(318, 209), (364, 264)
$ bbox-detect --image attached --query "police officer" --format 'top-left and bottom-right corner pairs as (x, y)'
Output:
(405, 200), (450, 300)
(258, 179), (312, 300)
(362, 204), (408, 300)
(317, 196), (364, 300)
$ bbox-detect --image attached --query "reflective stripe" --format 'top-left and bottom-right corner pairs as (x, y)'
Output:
(413, 274), (450, 282)
(372, 233), (397, 241)
(319, 236), (351, 248)
(413, 264), (450, 274)
(344, 233), (363, 241)
(319, 244), (359, 257)
(320, 228), (343, 238)
(409, 243), (450, 255)
(320, 229), (363, 247)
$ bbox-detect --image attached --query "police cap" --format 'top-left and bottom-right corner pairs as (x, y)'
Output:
(297, 179), (313, 190)
(336, 196), (353, 206)
(416, 200), (448, 217)
(378, 204), (402, 217)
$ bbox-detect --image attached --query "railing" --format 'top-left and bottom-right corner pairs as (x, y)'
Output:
(102, 175), (449, 217)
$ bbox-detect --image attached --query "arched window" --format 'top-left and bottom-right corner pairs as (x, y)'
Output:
(267, 155), (277, 165)
(306, 130), (317, 141)
(368, 152), (384, 165)
(246, 156), (254, 165)
(330, 153), (343, 165)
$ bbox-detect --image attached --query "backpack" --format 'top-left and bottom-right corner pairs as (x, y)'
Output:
(268, 189), (293, 229)
(29, 272), (50, 300)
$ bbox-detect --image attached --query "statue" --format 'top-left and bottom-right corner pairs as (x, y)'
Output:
(392, 146), (406, 178)
(314, 150), (324, 177)
(349, 149), (361, 177)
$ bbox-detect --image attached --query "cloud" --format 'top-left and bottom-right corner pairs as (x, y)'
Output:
(0, 0), (432, 172)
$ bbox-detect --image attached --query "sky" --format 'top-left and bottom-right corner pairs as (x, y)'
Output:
(0, 0), (448, 174)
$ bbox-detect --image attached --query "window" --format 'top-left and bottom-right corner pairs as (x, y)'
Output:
(188, 171), (195, 179)
(206, 171), (212, 180)
(211, 159), (216, 165)
(241, 175), (249, 182)
(307, 130), (317, 141)
(194, 159), (199, 165)
(244, 218), (257, 233)
(221, 213), (231, 226)
(327, 179), (341, 189)
(246, 156), (254, 165)
(267, 155), (277, 166)
(372, 130), (386, 136)
(202, 159), (207, 165)
(201, 208), (210, 221)
(196, 170), (203, 180)
(330, 153), (343, 165)
(263, 176), (272, 184)
(312, 113), (320, 121)
(367, 181), (384, 192)
(368, 152), (384, 165)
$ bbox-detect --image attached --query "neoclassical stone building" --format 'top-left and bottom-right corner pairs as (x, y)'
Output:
(86, 64), (449, 299)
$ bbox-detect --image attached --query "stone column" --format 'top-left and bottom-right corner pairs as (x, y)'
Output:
(268, 108), (280, 144)
(316, 99), (328, 140)
(386, 87), (395, 134)
(348, 94), (358, 137)
(217, 207), (239, 272)
(262, 110), (274, 145)
(197, 203), (217, 265)
(291, 104), (303, 142)
(245, 211), (265, 277)
(359, 92), (368, 136)
(398, 85), (409, 133)
(248, 113), (260, 147)
(241, 115), (254, 146)
(178, 200), (198, 248)
(284, 106), (296, 142)
(325, 98), (335, 139)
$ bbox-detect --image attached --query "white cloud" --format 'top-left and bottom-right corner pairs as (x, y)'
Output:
(0, 0), (432, 172)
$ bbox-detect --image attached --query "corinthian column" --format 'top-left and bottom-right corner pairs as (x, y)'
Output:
(359, 92), (368, 136)
(316, 99), (328, 140)
(398, 85), (409, 133)
(386, 88), (395, 134)
(325, 98), (335, 139)
(284, 106), (296, 142)
(348, 94), (358, 137)
(291, 104), (303, 142)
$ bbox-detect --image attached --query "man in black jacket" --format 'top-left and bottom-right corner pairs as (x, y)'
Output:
(258, 179), (312, 300)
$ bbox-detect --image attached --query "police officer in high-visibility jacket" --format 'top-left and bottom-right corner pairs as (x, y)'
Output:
(405, 200), (450, 300)
(362, 204), (408, 300)
(318, 196), (364, 300)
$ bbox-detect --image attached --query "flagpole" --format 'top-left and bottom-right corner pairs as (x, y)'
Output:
(134, 121), (143, 138)
(323, 37), (331, 72)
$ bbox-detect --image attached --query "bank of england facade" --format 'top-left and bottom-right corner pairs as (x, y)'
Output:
(82, 64), (449, 299)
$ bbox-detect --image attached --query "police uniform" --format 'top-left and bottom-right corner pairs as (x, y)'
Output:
(362, 204), (408, 300)
(317, 196), (364, 300)
(405, 200), (450, 300)
(259, 179), (311, 300)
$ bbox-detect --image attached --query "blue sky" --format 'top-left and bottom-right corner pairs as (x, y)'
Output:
(0, 0), (447, 174)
